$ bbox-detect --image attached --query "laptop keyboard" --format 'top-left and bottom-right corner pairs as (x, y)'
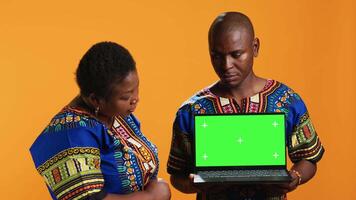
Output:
(198, 169), (288, 178)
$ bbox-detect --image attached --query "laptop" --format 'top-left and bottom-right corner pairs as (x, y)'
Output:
(193, 113), (292, 185)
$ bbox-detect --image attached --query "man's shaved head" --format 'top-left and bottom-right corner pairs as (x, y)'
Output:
(207, 12), (260, 89)
(209, 12), (255, 45)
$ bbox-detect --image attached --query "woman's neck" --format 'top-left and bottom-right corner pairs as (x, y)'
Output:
(69, 95), (114, 128)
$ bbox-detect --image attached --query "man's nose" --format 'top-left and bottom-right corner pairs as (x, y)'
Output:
(221, 55), (234, 70)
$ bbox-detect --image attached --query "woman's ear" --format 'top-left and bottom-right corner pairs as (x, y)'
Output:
(253, 37), (260, 57)
(87, 93), (101, 109)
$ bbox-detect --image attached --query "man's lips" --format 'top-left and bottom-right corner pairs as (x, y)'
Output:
(223, 73), (238, 77)
(222, 73), (240, 81)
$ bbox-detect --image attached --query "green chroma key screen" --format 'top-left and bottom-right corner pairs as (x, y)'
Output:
(195, 114), (286, 167)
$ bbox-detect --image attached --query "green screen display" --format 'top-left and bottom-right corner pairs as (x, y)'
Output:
(195, 114), (286, 167)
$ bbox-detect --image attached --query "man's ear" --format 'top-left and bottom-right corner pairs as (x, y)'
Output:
(253, 37), (260, 57)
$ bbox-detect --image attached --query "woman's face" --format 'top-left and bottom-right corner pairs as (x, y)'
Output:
(100, 70), (139, 118)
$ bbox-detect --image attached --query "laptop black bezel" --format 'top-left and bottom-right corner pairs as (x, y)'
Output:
(193, 112), (288, 173)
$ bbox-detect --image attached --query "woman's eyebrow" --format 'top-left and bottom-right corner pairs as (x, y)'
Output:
(121, 90), (134, 94)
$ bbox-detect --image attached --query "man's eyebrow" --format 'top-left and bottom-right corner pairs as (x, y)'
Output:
(229, 50), (243, 54)
(211, 49), (243, 54)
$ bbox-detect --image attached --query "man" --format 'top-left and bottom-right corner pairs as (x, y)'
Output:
(167, 12), (324, 200)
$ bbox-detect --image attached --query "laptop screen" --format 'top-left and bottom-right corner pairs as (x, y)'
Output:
(194, 113), (286, 167)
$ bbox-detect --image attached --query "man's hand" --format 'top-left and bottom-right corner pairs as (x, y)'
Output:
(189, 174), (233, 194)
(262, 170), (300, 196)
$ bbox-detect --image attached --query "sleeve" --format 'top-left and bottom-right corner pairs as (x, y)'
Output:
(32, 126), (107, 200)
(287, 95), (325, 164)
(167, 105), (194, 175)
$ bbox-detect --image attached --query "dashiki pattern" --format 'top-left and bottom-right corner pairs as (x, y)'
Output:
(30, 106), (159, 200)
(167, 79), (324, 200)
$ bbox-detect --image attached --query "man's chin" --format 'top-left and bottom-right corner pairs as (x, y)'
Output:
(221, 79), (241, 88)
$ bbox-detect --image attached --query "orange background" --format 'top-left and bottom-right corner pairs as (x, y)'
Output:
(0, 0), (355, 199)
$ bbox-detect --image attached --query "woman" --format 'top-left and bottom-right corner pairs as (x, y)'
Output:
(30, 42), (171, 200)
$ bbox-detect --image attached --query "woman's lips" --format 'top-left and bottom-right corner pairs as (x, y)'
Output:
(128, 106), (136, 113)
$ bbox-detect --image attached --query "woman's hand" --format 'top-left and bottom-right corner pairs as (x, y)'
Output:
(145, 178), (171, 200)
(103, 179), (170, 200)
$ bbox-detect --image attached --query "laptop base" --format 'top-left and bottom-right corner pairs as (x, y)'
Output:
(194, 170), (291, 185)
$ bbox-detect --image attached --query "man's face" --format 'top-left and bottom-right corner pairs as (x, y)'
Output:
(209, 27), (259, 88)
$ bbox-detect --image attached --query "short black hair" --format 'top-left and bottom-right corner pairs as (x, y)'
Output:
(76, 41), (136, 99)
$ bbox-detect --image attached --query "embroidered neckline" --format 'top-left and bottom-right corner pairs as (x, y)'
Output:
(196, 79), (277, 113)
(204, 79), (275, 101)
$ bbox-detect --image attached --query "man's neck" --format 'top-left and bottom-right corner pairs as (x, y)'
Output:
(214, 72), (266, 101)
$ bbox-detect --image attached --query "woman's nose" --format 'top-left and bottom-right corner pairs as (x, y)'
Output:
(130, 97), (139, 105)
